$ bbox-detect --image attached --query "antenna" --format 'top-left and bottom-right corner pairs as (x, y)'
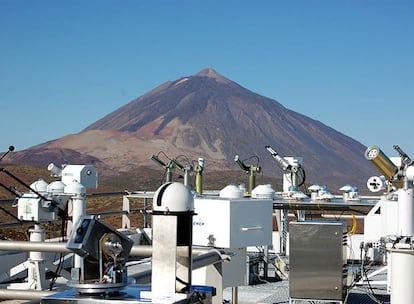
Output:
(0, 145), (15, 162)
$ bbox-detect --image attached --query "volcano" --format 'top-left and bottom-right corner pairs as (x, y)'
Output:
(7, 68), (376, 188)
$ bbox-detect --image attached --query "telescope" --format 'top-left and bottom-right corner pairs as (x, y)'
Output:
(234, 155), (249, 172)
(364, 146), (398, 180)
(265, 145), (291, 171)
(151, 154), (167, 167)
(365, 145), (414, 190)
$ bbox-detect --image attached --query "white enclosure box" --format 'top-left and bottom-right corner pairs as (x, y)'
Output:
(364, 198), (398, 242)
(192, 197), (273, 248)
(17, 193), (57, 222)
(61, 165), (98, 189)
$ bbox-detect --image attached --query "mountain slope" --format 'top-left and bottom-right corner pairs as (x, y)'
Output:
(7, 68), (376, 188)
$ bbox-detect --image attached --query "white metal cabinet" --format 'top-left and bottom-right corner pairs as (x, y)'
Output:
(192, 197), (273, 248)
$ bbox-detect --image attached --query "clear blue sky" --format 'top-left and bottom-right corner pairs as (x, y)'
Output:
(1, 0), (413, 158)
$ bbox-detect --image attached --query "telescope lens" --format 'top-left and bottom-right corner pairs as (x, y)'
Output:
(365, 146), (379, 160)
(365, 145), (398, 180)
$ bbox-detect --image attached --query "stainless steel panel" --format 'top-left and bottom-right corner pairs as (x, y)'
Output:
(289, 221), (347, 301)
(151, 216), (178, 294)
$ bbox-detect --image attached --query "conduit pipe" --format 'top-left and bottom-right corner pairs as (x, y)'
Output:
(0, 240), (71, 253)
(0, 241), (153, 256)
(0, 289), (55, 300)
(0, 241), (222, 258)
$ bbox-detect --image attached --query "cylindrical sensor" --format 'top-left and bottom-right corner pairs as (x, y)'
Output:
(365, 145), (398, 180)
(390, 248), (414, 304)
(406, 165), (414, 182)
(398, 188), (414, 237)
(47, 162), (62, 177)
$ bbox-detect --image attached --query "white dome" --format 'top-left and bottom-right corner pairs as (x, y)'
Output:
(153, 182), (194, 212)
(251, 184), (275, 199)
(30, 178), (49, 192)
(219, 184), (243, 199)
(47, 181), (66, 194)
(64, 180), (86, 195)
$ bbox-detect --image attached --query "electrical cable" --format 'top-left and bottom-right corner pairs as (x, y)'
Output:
(157, 150), (171, 162)
(242, 155), (260, 168)
(175, 154), (192, 167)
(0, 168), (66, 219)
(296, 166), (306, 187)
(347, 242), (390, 304)
(0, 204), (22, 223)
(348, 213), (358, 235)
(158, 169), (167, 187)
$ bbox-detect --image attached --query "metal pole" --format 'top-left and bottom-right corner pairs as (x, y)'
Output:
(0, 241), (225, 259)
(144, 197), (149, 227)
(249, 171), (255, 195)
(0, 289), (55, 300)
(28, 224), (46, 290)
(0, 241), (221, 258)
(122, 195), (131, 229)
(281, 209), (288, 255)
(0, 241), (148, 256)
(232, 286), (238, 304)
(184, 169), (190, 187)
(0, 240), (71, 253)
(195, 158), (204, 195)
(66, 182), (86, 279)
(166, 167), (173, 183)
(195, 168), (203, 195)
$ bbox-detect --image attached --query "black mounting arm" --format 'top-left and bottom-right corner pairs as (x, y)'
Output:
(0, 145), (14, 163)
